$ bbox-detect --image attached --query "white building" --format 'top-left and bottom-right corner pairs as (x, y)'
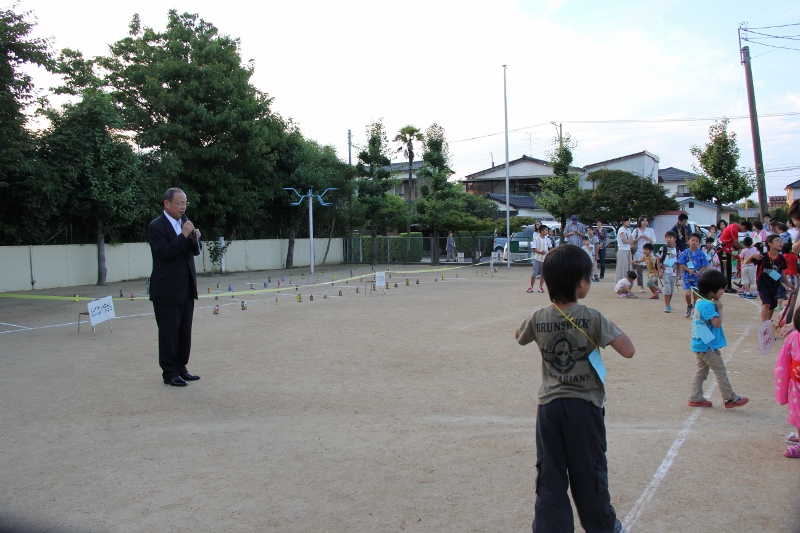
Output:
(658, 167), (696, 198)
(583, 151), (660, 189)
(786, 179), (800, 206)
(676, 198), (735, 226)
(483, 194), (554, 220)
(461, 155), (583, 196)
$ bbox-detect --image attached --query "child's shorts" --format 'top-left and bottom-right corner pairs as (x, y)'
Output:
(760, 290), (779, 310)
(741, 265), (757, 287)
(646, 275), (659, 289)
(532, 259), (543, 278)
(683, 277), (698, 291)
(662, 275), (677, 295)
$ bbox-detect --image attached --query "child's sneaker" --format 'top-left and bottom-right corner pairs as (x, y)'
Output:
(685, 304), (693, 318)
(724, 396), (749, 408)
(688, 399), (712, 407)
(527, 287), (533, 293)
(664, 306), (671, 313)
(746, 293), (758, 299)
(538, 287), (544, 293)
(649, 294), (659, 299)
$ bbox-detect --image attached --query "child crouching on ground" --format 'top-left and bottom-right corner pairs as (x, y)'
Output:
(614, 271), (637, 298)
(688, 270), (749, 409)
(516, 244), (634, 533)
(656, 231), (679, 312)
(775, 310), (800, 457)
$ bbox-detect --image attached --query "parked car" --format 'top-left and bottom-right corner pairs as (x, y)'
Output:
(502, 223), (563, 261)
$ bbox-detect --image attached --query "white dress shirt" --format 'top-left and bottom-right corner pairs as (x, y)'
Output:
(164, 211), (182, 235)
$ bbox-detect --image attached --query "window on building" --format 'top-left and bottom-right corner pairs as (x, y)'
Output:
(688, 202), (694, 208)
(677, 185), (689, 196)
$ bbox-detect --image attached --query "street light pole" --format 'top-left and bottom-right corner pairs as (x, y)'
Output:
(282, 187), (338, 275)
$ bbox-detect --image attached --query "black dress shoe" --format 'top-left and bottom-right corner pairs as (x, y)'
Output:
(164, 376), (187, 386)
(179, 372), (200, 381)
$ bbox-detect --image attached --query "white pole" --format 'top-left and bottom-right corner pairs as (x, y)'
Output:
(503, 65), (511, 270)
(308, 189), (315, 275)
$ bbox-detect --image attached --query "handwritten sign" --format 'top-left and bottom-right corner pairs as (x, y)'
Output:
(375, 271), (386, 288)
(87, 296), (115, 327)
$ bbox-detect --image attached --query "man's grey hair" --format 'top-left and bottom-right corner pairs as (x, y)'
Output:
(163, 188), (184, 202)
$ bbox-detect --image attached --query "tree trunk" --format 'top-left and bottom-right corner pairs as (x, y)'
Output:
(322, 216), (335, 266)
(286, 225), (296, 269)
(406, 157), (413, 263)
(370, 215), (378, 268)
(715, 202), (722, 224)
(96, 218), (107, 286)
(432, 224), (440, 265)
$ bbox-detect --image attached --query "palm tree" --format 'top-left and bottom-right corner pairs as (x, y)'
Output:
(394, 125), (424, 262)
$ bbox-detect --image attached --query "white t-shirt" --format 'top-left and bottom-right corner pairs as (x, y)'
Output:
(631, 227), (656, 260)
(617, 226), (631, 251)
(614, 278), (632, 293)
(532, 234), (551, 261)
(582, 244), (594, 261)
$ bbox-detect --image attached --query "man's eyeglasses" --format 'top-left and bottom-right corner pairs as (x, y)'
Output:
(170, 201), (190, 208)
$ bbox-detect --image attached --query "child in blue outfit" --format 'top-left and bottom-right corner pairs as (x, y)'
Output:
(688, 270), (749, 408)
(678, 232), (709, 318)
(516, 245), (634, 533)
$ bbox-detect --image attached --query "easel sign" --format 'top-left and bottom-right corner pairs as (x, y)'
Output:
(375, 271), (386, 287)
(88, 296), (115, 326)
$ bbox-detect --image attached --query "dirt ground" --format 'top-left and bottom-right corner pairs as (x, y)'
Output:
(1, 263), (798, 532)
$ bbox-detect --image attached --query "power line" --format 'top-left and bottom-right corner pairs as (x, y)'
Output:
(741, 29), (800, 41)
(746, 22), (800, 30)
(741, 38), (800, 52)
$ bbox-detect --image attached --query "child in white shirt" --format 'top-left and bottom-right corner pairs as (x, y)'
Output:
(614, 271), (637, 298)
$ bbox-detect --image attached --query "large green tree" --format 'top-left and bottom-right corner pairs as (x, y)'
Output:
(414, 123), (458, 265)
(574, 169), (679, 226)
(38, 90), (148, 285)
(689, 119), (755, 222)
(0, 6), (52, 244)
(355, 120), (396, 267)
(537, 134), (580, 230)
(99, 10), (283, 239)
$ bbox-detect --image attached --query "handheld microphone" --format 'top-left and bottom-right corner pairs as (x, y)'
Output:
(181, 214), (202, 254)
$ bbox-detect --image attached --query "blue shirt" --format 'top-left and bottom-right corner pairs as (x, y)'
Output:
(677, 247), (709, 284)
(691, 299), (727, 352)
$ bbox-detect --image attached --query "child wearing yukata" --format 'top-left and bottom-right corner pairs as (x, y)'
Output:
(775, 311), (800, 457)
(752, 235), (794, 324)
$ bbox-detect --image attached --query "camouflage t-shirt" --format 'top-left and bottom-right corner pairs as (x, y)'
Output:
(517, 304), (621, 407)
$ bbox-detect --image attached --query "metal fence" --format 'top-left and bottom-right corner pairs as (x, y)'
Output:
(343, 234), (495, 264)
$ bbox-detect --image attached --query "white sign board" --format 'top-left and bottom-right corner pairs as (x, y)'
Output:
(88, 296), (115, 327)
(375, 271), (386, 287)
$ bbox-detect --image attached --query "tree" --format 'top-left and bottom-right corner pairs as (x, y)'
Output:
(0, 6), (52, 244)
(394, 125), (424, 262)
(414, 123), (457, 265)
(689, 119), (755, 222)
(37, 90), (148, 285)
(537, 134), (580, 230)
(99, 10), (283, 240)
(576, 169), (679, 226)
(355, 120), (395, 267)
(446, 193), (500, 263)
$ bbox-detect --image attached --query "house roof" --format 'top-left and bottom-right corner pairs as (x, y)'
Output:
(678, 198), (736, 212)
(462, 155), (583, 180)
(384, 161), (424, 173)
(658, 167), (696, 183)
(583, 150), (660, 170)
(485, 193), (542, 210)
(785, 179), (800, 190)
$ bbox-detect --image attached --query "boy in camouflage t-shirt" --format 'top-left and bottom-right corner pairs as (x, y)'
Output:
(516, 245), (634, 533)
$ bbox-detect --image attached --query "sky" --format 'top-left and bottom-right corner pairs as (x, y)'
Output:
(17, 0), (800, 198)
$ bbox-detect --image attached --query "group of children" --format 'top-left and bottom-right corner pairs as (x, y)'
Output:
(514, 215), (800, 529)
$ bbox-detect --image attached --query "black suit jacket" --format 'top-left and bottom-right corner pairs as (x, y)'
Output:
(147, 213), (201, 306)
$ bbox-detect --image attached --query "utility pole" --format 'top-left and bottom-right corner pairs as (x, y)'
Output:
(739, 38), (768, 217)
(551, 121), (563, 149)
(348, 129), (352, 165)
(503, 65), (511, 270)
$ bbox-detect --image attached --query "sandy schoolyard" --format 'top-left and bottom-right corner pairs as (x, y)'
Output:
(1, 264), (798, 532)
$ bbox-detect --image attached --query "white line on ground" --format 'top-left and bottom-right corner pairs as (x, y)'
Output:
(0, 321), (31, 329)
(622, 323), (752, 532)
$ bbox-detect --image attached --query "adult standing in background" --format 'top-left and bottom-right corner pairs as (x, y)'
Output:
(564, 214), (586, 247)
(671, 213), (693, 253)
(445, 231), (457, 262)
(630, 216), (656, 293)
(594, 219), (608, 279)
(615, 216), (633, 284)
(718, 220), (751, 293)
(148, 188), (202, 387)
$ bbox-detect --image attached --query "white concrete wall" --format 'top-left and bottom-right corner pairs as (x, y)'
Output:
(0, 238), (344, 292)
(678, 203), (728, 226)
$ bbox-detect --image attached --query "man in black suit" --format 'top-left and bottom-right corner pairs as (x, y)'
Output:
(147, 188), (202, 387)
